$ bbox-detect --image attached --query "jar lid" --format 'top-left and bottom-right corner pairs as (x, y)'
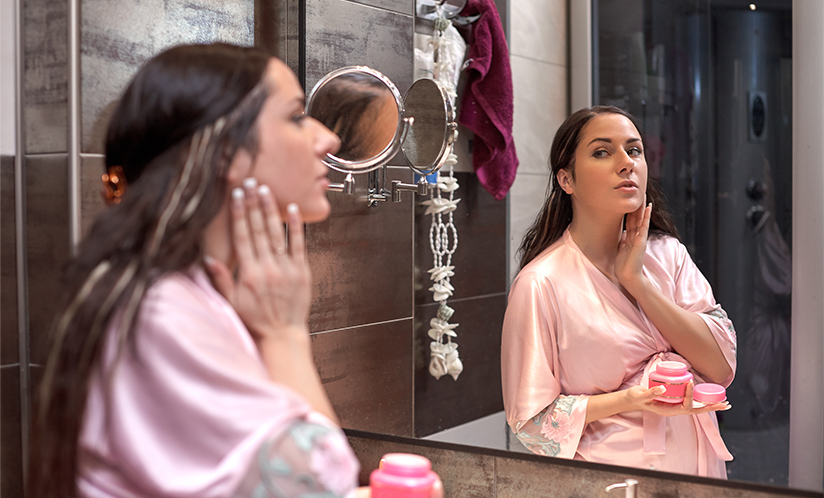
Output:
(693, 383), (727, 404)
(655, 361), (689, 376)
(381, 453), (431, 477)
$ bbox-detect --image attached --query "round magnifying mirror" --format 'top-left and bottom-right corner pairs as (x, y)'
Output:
(401, 78), (456, 176)
(306, 66), (404, 174)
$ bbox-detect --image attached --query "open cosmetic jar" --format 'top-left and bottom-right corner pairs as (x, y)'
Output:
(648, 361), (694, 403)
(692, 383), (727, 408)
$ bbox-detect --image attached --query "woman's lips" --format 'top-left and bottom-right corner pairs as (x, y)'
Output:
(615, 181), (638, 192)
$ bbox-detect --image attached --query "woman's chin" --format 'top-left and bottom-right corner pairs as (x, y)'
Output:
(300, 199), (332, 224)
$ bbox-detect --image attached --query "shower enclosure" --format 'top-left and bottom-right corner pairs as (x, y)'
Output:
(593, 0), (793, 486)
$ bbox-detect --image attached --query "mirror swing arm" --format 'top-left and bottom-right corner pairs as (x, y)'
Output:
(306, 65), (456, 208)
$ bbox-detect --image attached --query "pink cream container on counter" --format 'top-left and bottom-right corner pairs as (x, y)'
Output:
(692, 383), (727, 408)
(370, 453), (437, 498)
(648, 361), (693, 403)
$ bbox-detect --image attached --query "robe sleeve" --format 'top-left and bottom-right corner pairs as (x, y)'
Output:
(670, 240), (738, 387)
(81, 278), (359, 498)
(233, 412), (359, 498)
(501, 272), (589, 458)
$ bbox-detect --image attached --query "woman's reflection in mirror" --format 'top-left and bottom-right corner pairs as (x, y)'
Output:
(312, 73), (398, 161)
(502, 106), (737, 478)
(27, 43), (370, 498)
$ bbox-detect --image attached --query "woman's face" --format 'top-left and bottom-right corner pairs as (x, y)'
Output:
(558, 113), (647, 218)
(244, 59), (341, 223)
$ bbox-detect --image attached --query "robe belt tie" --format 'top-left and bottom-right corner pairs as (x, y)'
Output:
(640, 352), (733, 463)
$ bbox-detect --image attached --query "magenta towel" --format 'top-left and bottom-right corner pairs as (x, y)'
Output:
(458, 0), (518, 201)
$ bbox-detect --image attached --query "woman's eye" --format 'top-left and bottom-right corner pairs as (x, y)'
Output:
(593, 149), (608, 159)
(627, 147), (643, 156)
(291, 113), (307, 124)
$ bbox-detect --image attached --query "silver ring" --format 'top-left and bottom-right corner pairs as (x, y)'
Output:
(275, 247), (287, 256)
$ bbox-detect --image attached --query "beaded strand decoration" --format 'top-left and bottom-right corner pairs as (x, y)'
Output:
(424, 4), (463, 380)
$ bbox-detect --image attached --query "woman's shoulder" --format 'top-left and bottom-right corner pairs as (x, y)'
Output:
(143, 268), (217, 309)
(138, 268), (234, 337)
(647, 234), (688, 260)
(514, 238), (577, 288)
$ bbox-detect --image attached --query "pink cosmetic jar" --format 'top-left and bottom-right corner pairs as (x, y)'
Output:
(370, 453), (438, 498)
(692, 383), (727, 407)
(649, 361), (693, 403)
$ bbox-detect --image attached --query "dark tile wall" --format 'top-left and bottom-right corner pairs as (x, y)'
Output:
(307, 167), (413, 333)
(1, 366), (23, 498)
(1, 155), (18, 366)
(311, 318), (414, 436)
(25, 154), (71, 366)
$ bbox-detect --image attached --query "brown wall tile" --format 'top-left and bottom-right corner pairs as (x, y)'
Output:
(1, 156), (19, 365)
(415, 171), (507, 306)
(80, 0), (255, 153)
(23, 0), (68, 154)
(414, 294), (505, 437)
(1, 365), (23, 497)
(25, 154), (71, 365)
(307, 167), (413, 332)
(312, 319), (413, 437)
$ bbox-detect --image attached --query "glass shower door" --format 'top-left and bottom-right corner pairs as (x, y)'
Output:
(593, 0), (793, 486)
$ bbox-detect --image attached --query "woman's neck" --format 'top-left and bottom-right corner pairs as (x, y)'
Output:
(568, 210), (624, 278)
(201, 202), (234, 269)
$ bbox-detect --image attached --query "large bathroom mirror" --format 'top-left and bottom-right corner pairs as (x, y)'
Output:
(306, 67), (456, 177)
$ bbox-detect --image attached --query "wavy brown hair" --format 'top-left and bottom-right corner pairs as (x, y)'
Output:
(28, 43), (273, 498)
(518, 106), (679, 270)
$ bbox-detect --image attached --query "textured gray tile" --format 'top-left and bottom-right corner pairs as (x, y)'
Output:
(25, 154), (71, 365)
(414, 171), (507, 306)
(495, 455), (808, 498)
(346, 434), (495, 496)
(311, 319), (413, 437)
(1, 156), (18, 365)
(305, 0), (413, 93)
(80, 155), (108, 240)
(23, 0), (68, 153)
(307, 167), (413, 332)
(1, 365), (23, 498)
(414, 294), (505, 436)
(80, 0), (255, 153)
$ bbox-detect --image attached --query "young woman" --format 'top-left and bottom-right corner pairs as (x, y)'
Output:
(29, 43), (357, 497)
(501, 106), (737, 478)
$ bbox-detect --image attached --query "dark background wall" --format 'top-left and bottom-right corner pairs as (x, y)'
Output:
(1, 0), (507, 494)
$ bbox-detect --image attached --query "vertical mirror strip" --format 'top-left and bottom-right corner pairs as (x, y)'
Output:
(68, 0), (81, 254)
(13, 0), (29, 489)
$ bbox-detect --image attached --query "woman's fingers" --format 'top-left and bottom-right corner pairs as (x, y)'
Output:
(286, 203), (306, 266)
(243, 178), (275, 263)
(257, 184), (288, 257)
(231, 187), (257, 266)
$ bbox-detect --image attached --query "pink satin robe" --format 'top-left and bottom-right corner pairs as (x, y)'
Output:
(501, 229), (737, 478)
(78, 268), (359, 497)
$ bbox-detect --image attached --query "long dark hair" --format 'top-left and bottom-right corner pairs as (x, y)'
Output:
(518, 106), (679, 270)
(28, 43), (273, 498)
